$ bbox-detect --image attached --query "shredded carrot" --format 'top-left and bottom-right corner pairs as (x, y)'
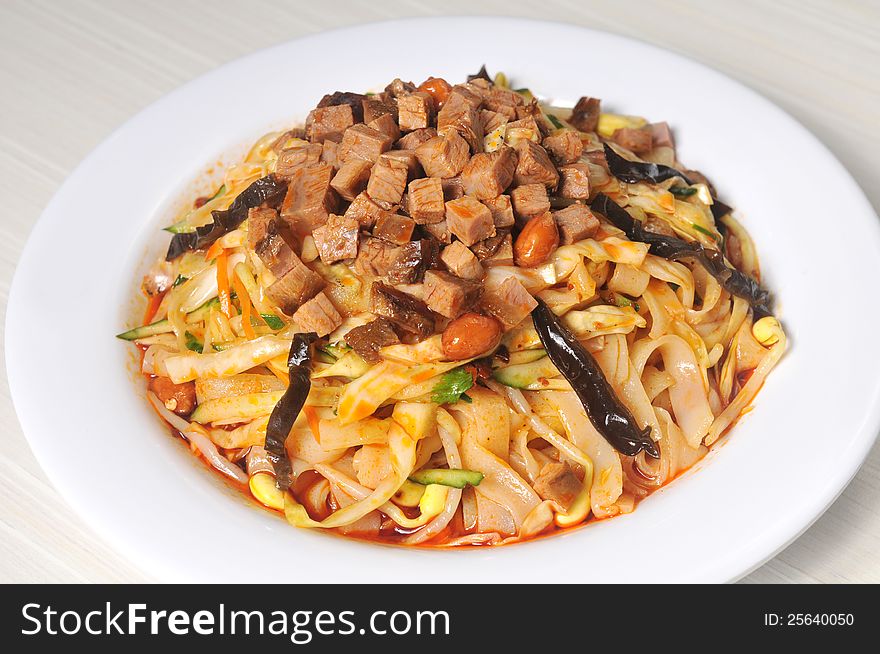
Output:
(204, 240), (224, 261)
(233, 275), (256, 339)
(303, 406), (321, 439)
(269, 365), (289, 385)
(143, 292), (165, 325)
(215, 250), (234, 319)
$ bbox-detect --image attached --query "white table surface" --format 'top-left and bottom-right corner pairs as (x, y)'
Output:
(1, 0), (878, 584)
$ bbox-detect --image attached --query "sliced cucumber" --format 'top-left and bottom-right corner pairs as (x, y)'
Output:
(320, 342), (352, 360)
(312, 351), (371, 380)
(491, 355), (561, 389)
(191, 390), (285, 424)
(116, 298), (220, 341)
(409, 468), (483, 489)
(494, 349), (546, 368)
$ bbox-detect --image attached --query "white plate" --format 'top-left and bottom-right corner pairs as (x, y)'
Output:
(8, 17), (880, 583)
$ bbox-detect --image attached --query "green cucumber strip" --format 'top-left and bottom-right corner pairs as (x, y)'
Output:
(409, 469), (484, 489)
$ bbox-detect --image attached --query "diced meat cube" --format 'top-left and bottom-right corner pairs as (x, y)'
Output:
(276, 143), (323, 177)
(423, 270), (481, 319)
(373, 213), (415, 245)
(338, 124), (394, 164)
(312, 214), (360, 263)
(651, 122), (674, 149)
(343, 318), (400, 363)
(441, 176), (464, 201)
(481, 277), (538, 329)
(510, 183), (550, 222)
(513, 140), (559, 188)
(321, 140), (339, 169)
(306, 104), (354, 144)
(407, 177), (446, 224)
(533, 461), (581, 511)
(246, 206), (280, 252)
(480, 109), (508, 134)
(460, 146), (517, 200)
(482, 194), (515, 228)
(330, 159), (373, 201)
(414, 131), (470, 178)
(369, 282), (436, 339)
(362, 96), (397, 124)
(293, 292), (342, 336)
(475, 232), (513, 267)
(367, 113), (401, 141)
(437, 89), (483, 152)
(569, 96), (601, 133)
(385, 239), (438, 284)
(611, 126), (653, 154)
(543, 129), (584, 166)
(383, 149), (422, 181)
(385, 78), (416, 97)
(398, 91), (434, 132)
(448, 84), (483, 109)
(247, 207), (300, 277)
(557, 163), (591, 200)
(280, 163), (339, 235)
(516, 100), (552, 136)
(344, 192), (391, 229)
(461, 78), (491, 97)
(266, 260), (325, 315)
(316, 91), (366, 122)
(445, 196), (496, 246)
(506, 116), (541, 139)
(440, 240), (483, 280)
(367, 154), (409, 208)
(354, 236), (400, 277)
(423, 219), (451, 244)
(553, 204), (599, 245)
(483, 87), (522, 120)
(396, 127), (436, 150)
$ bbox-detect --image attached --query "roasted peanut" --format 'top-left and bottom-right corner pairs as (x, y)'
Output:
(441, 313), (503, 360)
(514, 212), (559, 267)
(148, 376), (197, 417)
(418, 77), (451, 108)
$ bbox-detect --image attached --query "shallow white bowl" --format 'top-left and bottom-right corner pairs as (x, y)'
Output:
(8, 17), (880, 583)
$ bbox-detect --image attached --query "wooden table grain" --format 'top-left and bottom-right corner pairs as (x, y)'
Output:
(1, 0), (878, 583)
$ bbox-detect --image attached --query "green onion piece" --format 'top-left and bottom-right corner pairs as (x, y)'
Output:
(409, 469), (484, 489)
(669, 186), (698, 197)
(547, 114), (565, 129)
(172, 274), (188, 287)
(184, 331), (203, 354)
(260, 313), (285, 330)
(614, 293), (641, 312)
(692, 223), (721, 241)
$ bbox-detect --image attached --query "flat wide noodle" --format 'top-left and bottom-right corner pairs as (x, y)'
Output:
(630, 335), (715, 448)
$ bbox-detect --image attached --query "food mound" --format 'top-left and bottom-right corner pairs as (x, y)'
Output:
(119, 67), (785, 546)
